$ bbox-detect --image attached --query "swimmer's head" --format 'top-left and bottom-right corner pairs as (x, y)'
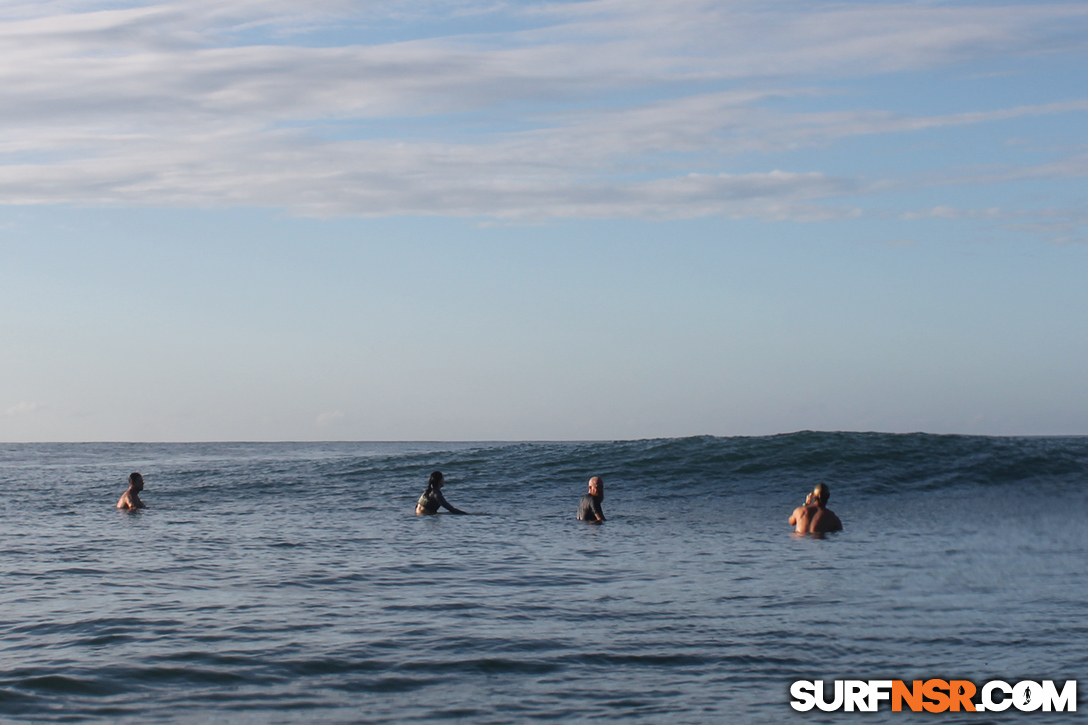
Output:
(129, 472), (144, 491)
(812, 482), (829, 504)
(428, 471), (445, 489)
(588, 476), (603, 498)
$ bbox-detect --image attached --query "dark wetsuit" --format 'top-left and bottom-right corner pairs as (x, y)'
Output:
(417, 486), (466, 515)
(577, 493), (604, 522)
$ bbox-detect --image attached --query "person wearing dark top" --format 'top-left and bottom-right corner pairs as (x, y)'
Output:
(576, 476), (605, 523)
(415, 471), (467, 515)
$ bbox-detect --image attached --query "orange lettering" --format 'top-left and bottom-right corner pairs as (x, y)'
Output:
(892, 680), (924, 712)
(922, 679), (950, 713)
(948, 680), (976, 712)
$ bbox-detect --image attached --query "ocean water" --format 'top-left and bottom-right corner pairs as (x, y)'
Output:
(1, 433), (1086, 723)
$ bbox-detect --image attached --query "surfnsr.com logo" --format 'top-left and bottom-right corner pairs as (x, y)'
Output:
(790, 679), (1077, 713)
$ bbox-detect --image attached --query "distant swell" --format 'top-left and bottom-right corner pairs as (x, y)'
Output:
(317, 432), (1088, 499)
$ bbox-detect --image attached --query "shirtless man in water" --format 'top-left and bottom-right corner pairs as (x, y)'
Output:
(116, 472), (147, 510)
(789, 483), (841, 534)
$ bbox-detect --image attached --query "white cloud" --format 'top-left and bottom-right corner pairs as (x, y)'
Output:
(0, 1), (1085, 219)
(900, 204), (1088, 244)
(5, 401), (44, 416)
(1000, 208), (1088, 245)
(0, 133), (862, 219)
(902, 206), (1004, 220)
(315, 410), (345, 427)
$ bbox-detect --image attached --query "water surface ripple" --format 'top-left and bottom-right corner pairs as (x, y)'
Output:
(1, 434), (1086, 722)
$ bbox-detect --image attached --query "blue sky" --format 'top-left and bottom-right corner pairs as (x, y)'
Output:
(1, 0), (1086, 441)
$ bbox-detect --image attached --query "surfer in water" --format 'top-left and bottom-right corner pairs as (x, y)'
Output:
(789, 482), (842, 534)
(116, 472), (147, 510)
(576, 476), (606, 523)
(415, 471), (467, 515)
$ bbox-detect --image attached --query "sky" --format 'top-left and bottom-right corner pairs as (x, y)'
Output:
(1, 0), (1087, 442)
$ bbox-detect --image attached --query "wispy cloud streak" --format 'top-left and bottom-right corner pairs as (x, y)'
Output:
(0, 1), (1085, 219)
